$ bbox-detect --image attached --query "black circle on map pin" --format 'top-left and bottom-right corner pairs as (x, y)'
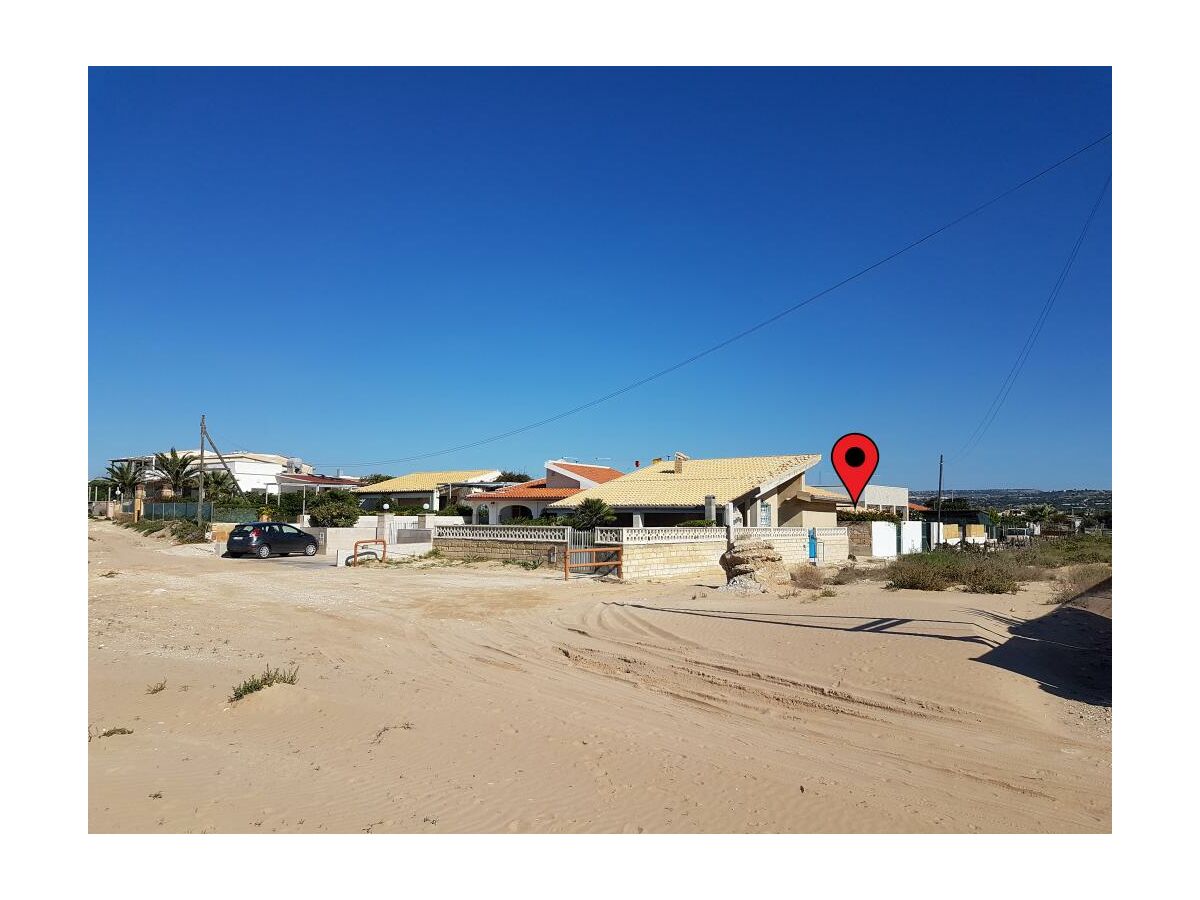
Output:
(831, 433), (879, 508)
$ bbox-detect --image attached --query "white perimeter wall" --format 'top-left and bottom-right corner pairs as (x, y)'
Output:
(870, 521), (898, 558)
(899, 521), (923, 554)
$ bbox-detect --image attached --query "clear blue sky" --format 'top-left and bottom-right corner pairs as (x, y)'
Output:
(89, 67), (1111, 489)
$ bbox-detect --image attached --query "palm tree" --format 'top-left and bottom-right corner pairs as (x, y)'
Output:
(153, 448), (200, 498)
(571, 498), (616, 530)
(195, 468), (239, 504)
(104, 460), (145, 496)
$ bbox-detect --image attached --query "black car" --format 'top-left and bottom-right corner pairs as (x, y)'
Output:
(226, 522), (319, 559)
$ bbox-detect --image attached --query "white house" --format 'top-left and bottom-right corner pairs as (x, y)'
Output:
(810, 483), (911, 519)
(111, 450), (313, 497)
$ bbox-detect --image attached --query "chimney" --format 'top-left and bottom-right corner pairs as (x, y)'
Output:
(336, 469), (343, 478)
(634, 460), (640, 468)
(674, 452), (689, 475)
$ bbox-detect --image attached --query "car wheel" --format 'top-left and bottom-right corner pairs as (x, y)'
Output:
(304, 542), (317, 556)
(256, 544), (271, 559)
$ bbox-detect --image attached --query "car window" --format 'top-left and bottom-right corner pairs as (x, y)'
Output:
(281, 525), (300, 534)
(233, 524), (255, 534)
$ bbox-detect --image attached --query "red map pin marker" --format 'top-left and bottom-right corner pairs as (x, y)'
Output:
(831, 433), (879, 508)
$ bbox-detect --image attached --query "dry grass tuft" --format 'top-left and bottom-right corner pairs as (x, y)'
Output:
(789, 566), (823, 590)
(1051, 563), (1112, 604)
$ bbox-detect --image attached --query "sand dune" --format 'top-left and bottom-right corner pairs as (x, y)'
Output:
(88, 521), (1110, 833)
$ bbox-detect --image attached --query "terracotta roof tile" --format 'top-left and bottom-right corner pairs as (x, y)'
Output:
(553, 462), (623, 483)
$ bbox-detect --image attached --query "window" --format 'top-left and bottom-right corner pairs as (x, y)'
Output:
(281, 525), (300, 534)
(759, 502), (772, 527)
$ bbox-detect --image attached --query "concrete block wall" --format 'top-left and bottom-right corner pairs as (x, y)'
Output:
(434, 537), (563, 564)
(619, 541), (726, 580)
(815, 533), (850, 565)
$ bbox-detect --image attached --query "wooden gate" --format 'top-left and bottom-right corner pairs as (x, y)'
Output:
(565, 529), (622, 579)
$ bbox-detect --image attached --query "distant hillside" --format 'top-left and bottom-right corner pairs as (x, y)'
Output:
(908, 488), (1111, 512)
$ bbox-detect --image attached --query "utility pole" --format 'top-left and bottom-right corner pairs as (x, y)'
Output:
(197, 414), (206, 527)
(935, 453), (944, 541)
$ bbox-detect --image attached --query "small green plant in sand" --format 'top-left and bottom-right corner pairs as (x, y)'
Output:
(816, 587), (837, 598)
(98, 727), (134, 738)
(229, 665), (299, 702)
(145, 679), (167, 695)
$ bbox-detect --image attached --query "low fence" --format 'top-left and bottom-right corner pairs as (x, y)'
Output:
(430, 524), (850, 580)
(141, 502), (259, 523)
(595, 526), (726, 544)
(434, 524), (570, 542)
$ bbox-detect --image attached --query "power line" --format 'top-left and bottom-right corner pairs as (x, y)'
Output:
(317, 132), (1112, 469)
(949, 173), (1111, 464)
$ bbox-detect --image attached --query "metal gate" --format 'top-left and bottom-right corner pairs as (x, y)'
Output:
(566, 529), (621, 579)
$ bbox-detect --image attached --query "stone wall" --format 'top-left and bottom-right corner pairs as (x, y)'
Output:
(842, 521), (873, 557)
(434, 537), (564, 564)
(732, 529), (849, 567)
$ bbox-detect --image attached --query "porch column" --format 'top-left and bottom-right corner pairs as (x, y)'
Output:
(632, 512), (644, 528)
(747, 498), (761, 528)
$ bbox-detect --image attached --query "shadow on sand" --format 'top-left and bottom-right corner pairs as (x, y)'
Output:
(974, 578), (1111, 707)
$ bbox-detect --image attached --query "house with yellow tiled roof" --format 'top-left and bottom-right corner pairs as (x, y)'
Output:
(352, 468), (502, 511)
(546, 452), (838, 528)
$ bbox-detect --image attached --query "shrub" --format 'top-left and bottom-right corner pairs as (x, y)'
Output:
(679, 520), (717, 527)
(1052, 563), (1113, 603)
(229, 665), (299, 702)
(886, 551), (963, 591)
(960, 556), (1020, 594)
(887, 550), (1023, 594)
(1012, 534), (1112, 568)
(358, 474), (395, 486)
(307, 489), (363, 527)
(790, 566), (823, 589)
(169, 520), (207, 543)
(838, 510), (901, 523)
(828, 565), (871, 584)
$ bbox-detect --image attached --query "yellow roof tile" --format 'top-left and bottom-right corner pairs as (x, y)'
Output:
(353, 469), (500, 493)
(548, 455), (819, 509)
(806, 485), (847, 501)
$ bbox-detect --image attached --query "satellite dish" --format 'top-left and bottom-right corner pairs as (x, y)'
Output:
(422, 502), (430, 510)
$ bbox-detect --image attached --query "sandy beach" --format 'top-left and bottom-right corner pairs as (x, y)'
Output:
(88, 520), (1110, 833)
